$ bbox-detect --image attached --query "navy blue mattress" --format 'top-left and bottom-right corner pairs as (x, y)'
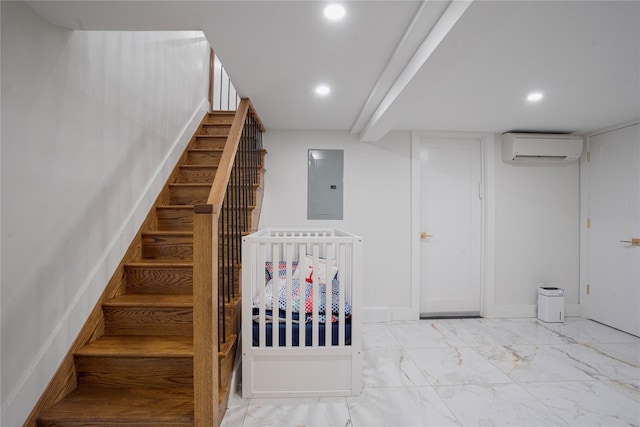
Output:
(252, 310), (351, 347)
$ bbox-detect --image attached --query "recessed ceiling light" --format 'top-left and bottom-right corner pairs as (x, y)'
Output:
(315, 85), (331, 96)
(324, 4), (346, 21)
(527, 92), (543, 102)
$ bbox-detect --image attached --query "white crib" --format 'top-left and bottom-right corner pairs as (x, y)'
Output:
(241, 228), (363, 398)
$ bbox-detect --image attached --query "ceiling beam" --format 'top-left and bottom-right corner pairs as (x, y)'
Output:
(357, 0), (473, 142)
(350, 1), (436, 134)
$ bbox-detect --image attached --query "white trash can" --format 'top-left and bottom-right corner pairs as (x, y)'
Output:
(537, 287), (564, 323)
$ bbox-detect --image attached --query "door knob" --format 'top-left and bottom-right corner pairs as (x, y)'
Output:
(620, 238), (640, 246)
(420, 232), (433, 239)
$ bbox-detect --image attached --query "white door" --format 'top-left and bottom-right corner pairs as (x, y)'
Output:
(419, 138), (482, 316)
(587, 123), (640, 337)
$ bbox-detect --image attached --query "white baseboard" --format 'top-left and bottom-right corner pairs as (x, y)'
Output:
(361, 305), (586, 322)
(362, 307), (392, 323)
(391, 307), (412, 321)
(2, 99), (209, 427)
(564, 303), (581, 318)
(488, 303), (581, 319)
(362, 306), (413, 323)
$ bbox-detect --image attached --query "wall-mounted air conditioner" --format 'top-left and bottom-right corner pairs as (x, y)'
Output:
(502, 133), (583, 164)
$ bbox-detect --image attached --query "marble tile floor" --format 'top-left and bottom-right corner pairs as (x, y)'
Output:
(220, 317), (640, 427)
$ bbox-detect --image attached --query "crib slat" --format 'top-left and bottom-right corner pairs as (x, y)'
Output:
(325, 243), (334, 347)
(298, 243), (306, 347)
(272, 243), (279, 348)
(338, 243), (346, 347)
(258, 243), (266, 348)
(311, 245), (320, 348)
(285, 243), (293, 348)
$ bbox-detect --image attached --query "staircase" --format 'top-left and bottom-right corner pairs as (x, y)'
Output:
(34, 106), (265, 427)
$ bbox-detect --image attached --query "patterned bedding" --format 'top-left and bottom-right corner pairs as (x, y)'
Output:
(252, 278), (351, 324)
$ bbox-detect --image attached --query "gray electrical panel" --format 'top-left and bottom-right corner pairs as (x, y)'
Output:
(307, 149), (343, 220)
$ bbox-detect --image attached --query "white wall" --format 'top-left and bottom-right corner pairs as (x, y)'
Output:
(0, 2), (209, 424)
(260, 130), (413, 321)
(492, 137), (580, 317)
(261, 130), (581, 321)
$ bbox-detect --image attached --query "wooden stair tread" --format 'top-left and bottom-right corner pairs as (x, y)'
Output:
(141, 231), (194, 236)
(156, 204), (255, 211)
(157, 205), (195, 210)
(105, 294), (193, 307)
(38, 385), (193, 426)
(125, 259), (193, 267)
(218, 334), (238, 356)
(179, 166), (218, 172)
(76, 335), (193, 357)
(226, 182), (260, 187)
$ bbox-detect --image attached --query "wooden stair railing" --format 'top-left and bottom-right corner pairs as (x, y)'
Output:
(193, 98), (264, 427)
(27, 101), (264, 427)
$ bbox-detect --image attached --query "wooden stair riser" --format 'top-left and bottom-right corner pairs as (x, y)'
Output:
(142, 232), (193, 260)
(125, 264), (193, 295)
(220, 293), (241, 310)
(222, 223), (257, 237)
(205, 112), (235, 125)
(220, 298), (241, 339)
(219, 287), (241, 304)
(219, 203), (256, 211)
(219, 220), (253, 235)
(218, 260), (241, 282)
(217, 335), (238, 391)
(221, 212), (255, 224)
(36, 386), (194, 427)
(156, 206), (257, 232)
(226, 166), (263, 177)
(161, 165), (262, 227)
(157, 207), (194, 232)
(186, 149), (223, 166)
(219, 278), (240, 292)
(217, 263), (241, 280)
(218, 202), (256, 212)
(230, 179), (260, 190)
(201, 123), (231, 136)
(217, 231), (250, 244)
(156, 216), (255, 234)
(75, 356), (193, 389)
(176, 165), (217, 183)
(103, 306), (193, 336)
(169, 184), (212, 206)
(218, 266), (240, 279)
(193, 136), (227, 150)
(217, 262), (242, 279)
(224, 189), (259, 208)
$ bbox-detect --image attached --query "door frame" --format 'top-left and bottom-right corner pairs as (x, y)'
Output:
(580, 118), (640, 321)
(410, 131), (495, 320)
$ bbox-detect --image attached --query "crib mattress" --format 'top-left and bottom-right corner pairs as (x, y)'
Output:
(252, 310), (351, 347)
